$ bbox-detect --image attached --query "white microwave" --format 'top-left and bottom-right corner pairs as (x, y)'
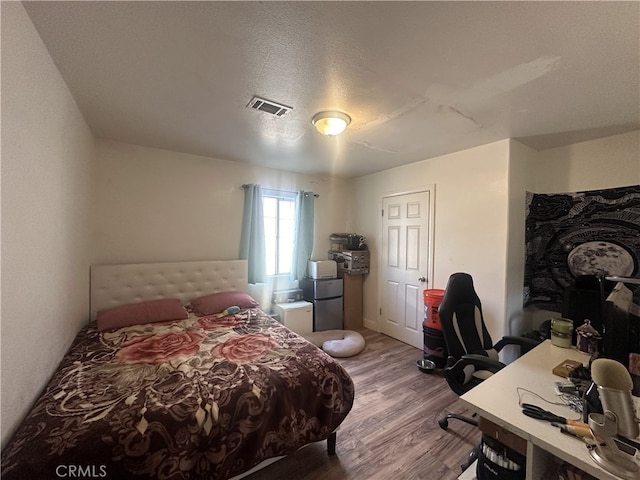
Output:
(307, 260), (337, 279)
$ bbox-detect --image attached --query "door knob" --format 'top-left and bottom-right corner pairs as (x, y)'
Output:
(418, 277), (426, 283)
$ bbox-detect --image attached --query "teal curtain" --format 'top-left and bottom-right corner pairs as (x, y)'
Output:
(290, 191), (315, 281)
(239, 184), (267, 284)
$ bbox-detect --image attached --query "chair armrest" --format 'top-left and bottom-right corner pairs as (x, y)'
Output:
(494, 336), (540, 354)
(443, 354), (506, 396)
(459, 353), (506, 373)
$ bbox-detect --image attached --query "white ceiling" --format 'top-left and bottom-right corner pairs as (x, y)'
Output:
(23, 1), (640, 178)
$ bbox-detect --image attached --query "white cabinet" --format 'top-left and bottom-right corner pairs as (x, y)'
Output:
(273, 301), (313, 336)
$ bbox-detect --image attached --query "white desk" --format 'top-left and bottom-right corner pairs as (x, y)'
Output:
(460, 340), (640, 480)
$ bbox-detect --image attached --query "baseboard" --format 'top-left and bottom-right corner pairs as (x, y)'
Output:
(363, 317), (378, 331)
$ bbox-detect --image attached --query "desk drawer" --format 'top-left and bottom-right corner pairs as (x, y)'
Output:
(479, 417), (527, 456)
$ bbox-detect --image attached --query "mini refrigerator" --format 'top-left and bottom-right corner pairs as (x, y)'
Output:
(300, 278), (343, 331)
(272, 301), (313, 336)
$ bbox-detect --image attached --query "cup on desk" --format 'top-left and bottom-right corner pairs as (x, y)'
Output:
(550, 318), (573, 348)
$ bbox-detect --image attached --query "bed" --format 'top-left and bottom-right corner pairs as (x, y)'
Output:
(1, 260), (355, 480)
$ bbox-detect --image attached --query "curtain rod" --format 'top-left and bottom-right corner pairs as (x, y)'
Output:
(241, 184), (319, 197)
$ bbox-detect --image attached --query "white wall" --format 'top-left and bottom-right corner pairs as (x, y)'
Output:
(352, 132), (639, 347)
(505, 140), (539, 335)
(92, 139), (352, 295)
(1, 3), (95, 446)
(512, 130), (640, 331)
(531, 130), (640, 193)
(353, 140), (512, 340)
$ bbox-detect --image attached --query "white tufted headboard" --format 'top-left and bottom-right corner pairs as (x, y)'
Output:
(90, 260), (248, 321)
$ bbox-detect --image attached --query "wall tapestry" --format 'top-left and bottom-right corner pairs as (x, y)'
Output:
(524, 184), (640, 311)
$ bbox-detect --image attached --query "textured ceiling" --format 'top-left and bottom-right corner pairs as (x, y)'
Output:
(23, 1), (640, 178)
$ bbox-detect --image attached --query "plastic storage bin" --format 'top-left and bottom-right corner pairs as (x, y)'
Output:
(423, 289), (445, 329)
(476, 434), (525, 480)
(423, 325), (447, 368)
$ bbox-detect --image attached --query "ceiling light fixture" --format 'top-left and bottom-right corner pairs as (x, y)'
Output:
(312, 111), (351, 136)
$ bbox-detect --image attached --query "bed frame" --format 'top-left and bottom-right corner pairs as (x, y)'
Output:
(88, 259), (336, 478)
(90, 259), (248, 321)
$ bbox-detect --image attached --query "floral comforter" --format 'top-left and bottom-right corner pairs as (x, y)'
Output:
(1, 308), (355, 479)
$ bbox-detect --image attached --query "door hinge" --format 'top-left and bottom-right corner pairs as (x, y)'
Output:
(379, 307), (382, 315)
(381, 209), (384, 217)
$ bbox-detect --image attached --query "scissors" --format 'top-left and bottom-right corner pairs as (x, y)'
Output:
(521, 403), (588, 428)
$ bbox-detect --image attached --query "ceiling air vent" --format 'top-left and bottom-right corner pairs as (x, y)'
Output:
(247, 96), (292, 117)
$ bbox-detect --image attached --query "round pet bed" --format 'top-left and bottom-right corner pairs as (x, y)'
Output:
(304, 330), (366, 358)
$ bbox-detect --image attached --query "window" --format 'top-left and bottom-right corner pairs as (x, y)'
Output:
(262, 190), (295, 276)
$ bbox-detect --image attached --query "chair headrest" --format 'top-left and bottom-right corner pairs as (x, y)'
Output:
(440, 273), (481, 308)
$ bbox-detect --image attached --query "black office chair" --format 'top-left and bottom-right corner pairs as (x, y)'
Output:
(438, 272), (539, 430)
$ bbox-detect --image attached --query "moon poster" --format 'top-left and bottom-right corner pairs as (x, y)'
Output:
(524, 184), (640, 311)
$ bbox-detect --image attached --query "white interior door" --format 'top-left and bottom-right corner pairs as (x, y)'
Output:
(380, 190), (434, 349)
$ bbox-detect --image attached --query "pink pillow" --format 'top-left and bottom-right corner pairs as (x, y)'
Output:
(189, 291), (258, 316)
(96, 298), (188, 332)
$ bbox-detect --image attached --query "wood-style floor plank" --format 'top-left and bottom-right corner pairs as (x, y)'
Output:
(246, 329), (481, 480)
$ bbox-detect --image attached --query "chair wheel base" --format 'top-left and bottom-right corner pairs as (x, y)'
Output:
(438, 418), (449, 430)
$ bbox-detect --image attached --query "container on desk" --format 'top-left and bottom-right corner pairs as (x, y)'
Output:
(576, 319), (601, 355)
(551, 318), (574, 348)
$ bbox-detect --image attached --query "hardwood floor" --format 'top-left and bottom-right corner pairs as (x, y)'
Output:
(246, 328), (481, 480)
